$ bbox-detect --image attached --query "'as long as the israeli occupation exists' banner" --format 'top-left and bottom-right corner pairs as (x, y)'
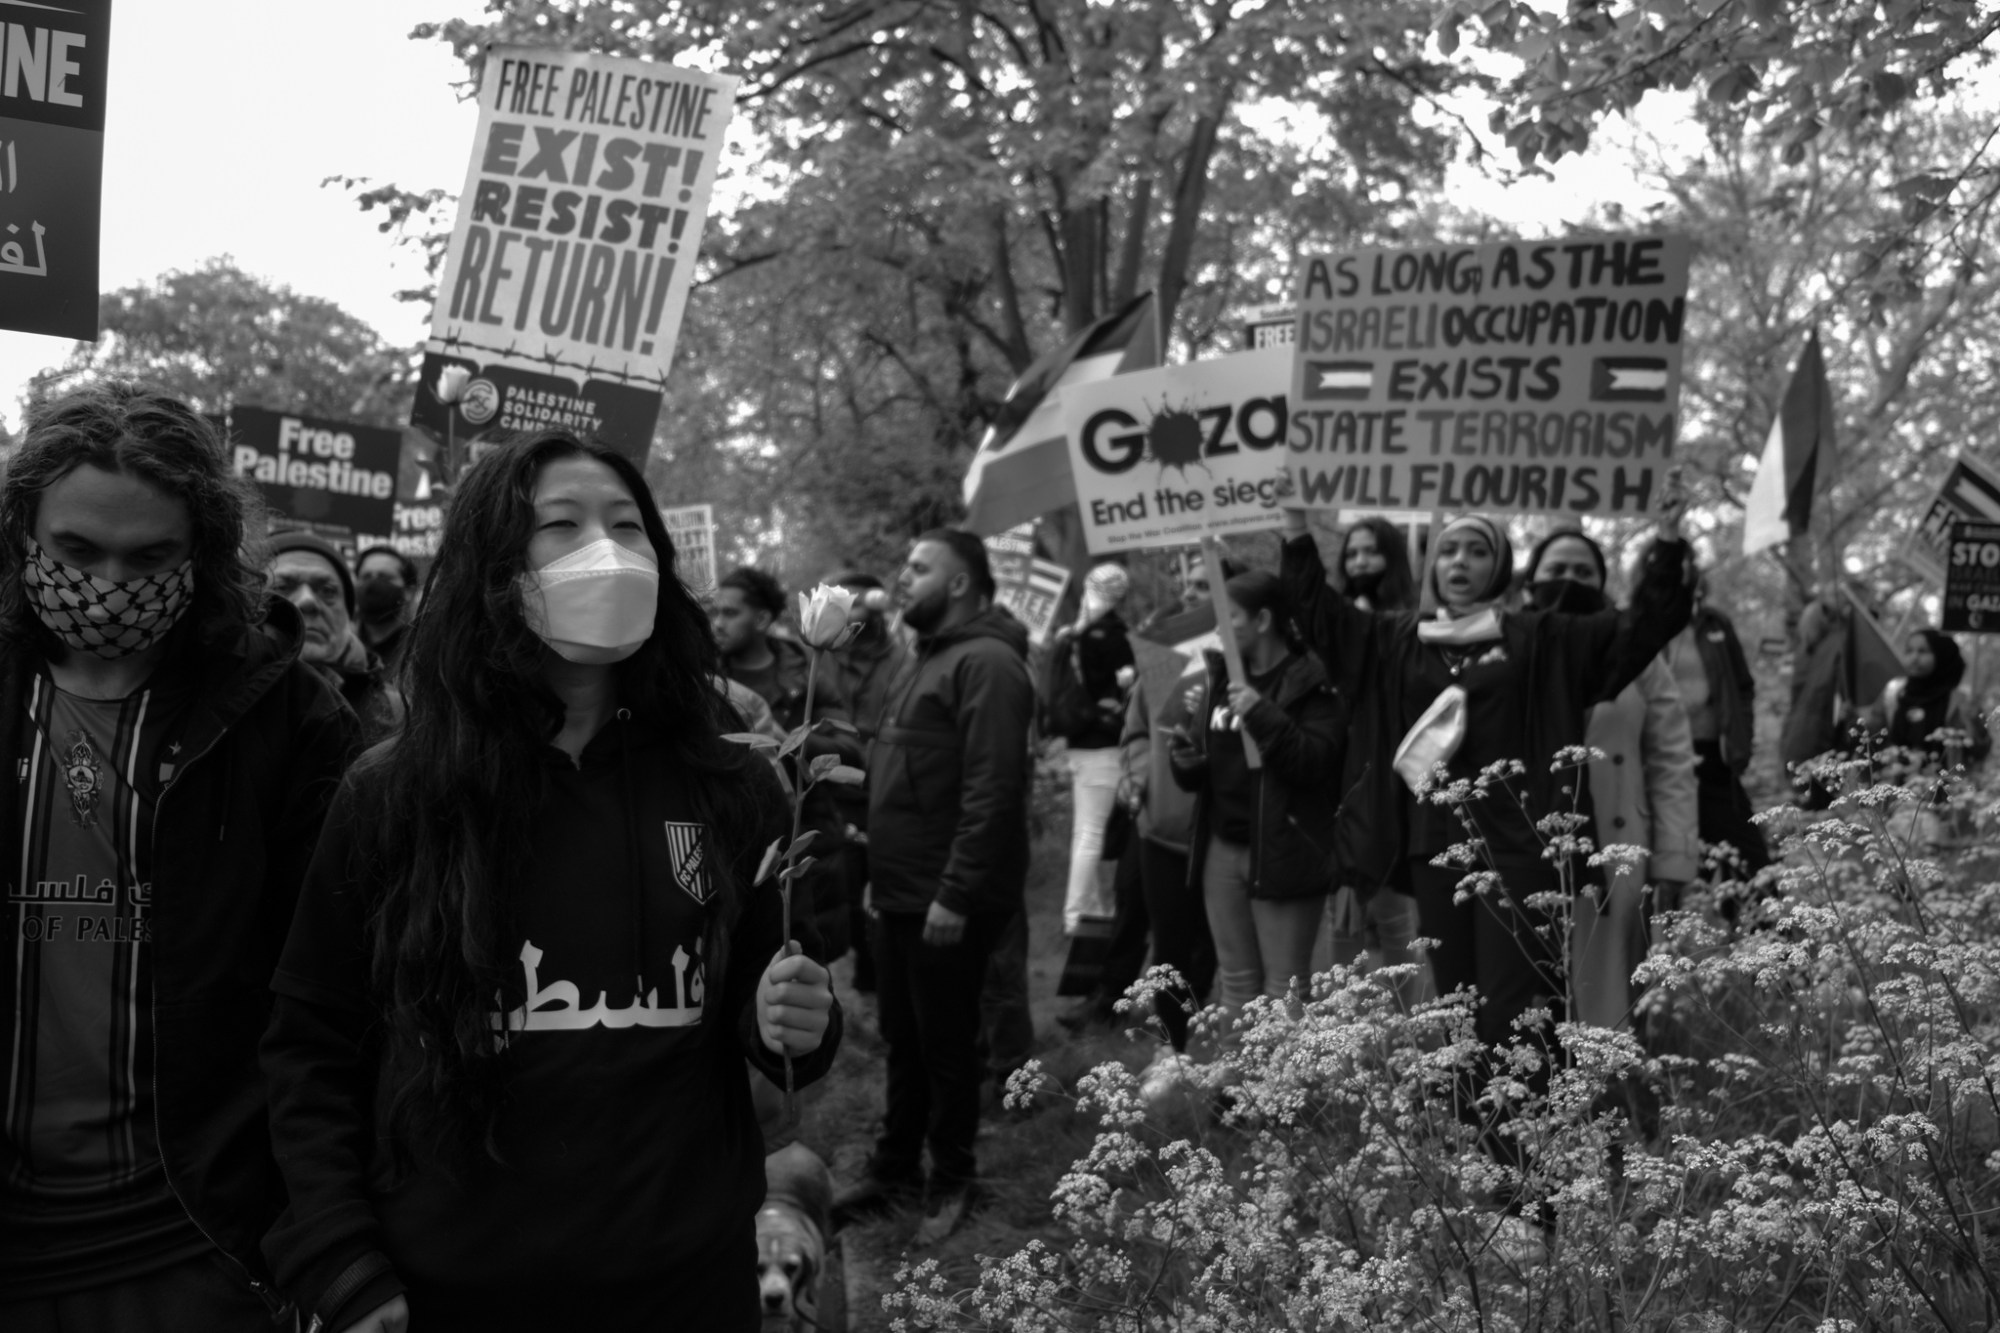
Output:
(1287, 235), (1689, 517)
(412, 48), (736, 462)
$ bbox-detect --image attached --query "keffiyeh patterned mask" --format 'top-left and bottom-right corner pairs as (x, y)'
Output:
(23, 539), (194, 659)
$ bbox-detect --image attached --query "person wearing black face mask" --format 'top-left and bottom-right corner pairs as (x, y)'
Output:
(1332, 517), (1418, 613)
(1280, 501), (1693, 1253)
(1524, 530), (1698, 1034)
(353, 546), (418, 674)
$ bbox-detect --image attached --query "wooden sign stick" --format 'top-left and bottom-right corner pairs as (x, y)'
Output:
(1202, 535), (1263, 770)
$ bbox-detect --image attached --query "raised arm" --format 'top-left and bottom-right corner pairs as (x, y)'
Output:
(1278, 509), (1380, 695)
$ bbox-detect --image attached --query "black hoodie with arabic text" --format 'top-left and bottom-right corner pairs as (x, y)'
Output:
(259, 713), (841, 1330)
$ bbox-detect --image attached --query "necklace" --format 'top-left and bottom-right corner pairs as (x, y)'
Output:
(1434, 643), (1479, 679)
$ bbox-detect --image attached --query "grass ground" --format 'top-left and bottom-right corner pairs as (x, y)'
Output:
(779, 799), (1152, 1331)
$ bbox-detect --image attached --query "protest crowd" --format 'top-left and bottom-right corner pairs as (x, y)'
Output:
(1, 362), (1992, 1331)
(6, 5), (2000, 1329)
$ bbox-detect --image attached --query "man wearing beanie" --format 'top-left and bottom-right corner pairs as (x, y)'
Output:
(265, 532), (403, 744)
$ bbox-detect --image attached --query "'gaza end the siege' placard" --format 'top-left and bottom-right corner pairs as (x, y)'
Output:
(1063, 346), (1293, 554)
(1288, 235), (1690, 517)
(413, 48), (736, 461)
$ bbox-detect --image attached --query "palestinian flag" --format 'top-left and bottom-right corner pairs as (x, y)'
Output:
(961, 293), (1160, 536)
(1743, 330), (1837, 556)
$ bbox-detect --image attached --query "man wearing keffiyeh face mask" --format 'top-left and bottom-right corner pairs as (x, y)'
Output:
(0, 385), (360, 1331)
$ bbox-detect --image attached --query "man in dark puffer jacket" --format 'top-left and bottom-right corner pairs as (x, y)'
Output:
(835, 529), (1033, 1247)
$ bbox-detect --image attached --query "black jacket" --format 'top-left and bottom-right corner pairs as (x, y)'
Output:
(1690, 605), (1755, 774)
(0, 598), (360, 1311)
(1044, 611), (1135, 750)
(1170, 650), (1344, 900)
(867, 608), (1035, 917)
(1282, 532), (1692, 891)
(260, 718), (840, 1330)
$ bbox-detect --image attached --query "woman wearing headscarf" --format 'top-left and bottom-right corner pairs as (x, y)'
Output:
(1523, 530), (1699, 1032)
(261, 432), (840, 1333)
(1279, 504), (1691, 1236)
(1332, 516), (1419, 613)
(1858, 629), (1990, 772)
(1857, 630), (1990, 850)
(1166, 570), (1343, 1017)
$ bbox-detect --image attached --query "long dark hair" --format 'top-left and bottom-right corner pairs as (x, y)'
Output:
(1332, 516), (1418, 612)
(1525, 528), (1609, 588)
(354, 429), (759, 1163)
(0, 383), (268, 656)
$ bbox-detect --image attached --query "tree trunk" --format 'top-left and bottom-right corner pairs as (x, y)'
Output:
(1155, 96), (1229, 345)
(1112, 172), (1154, 309)
(1061, 205), (1099, 332)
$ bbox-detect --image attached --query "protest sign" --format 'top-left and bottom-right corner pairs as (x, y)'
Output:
(413, 48), (736, 463)
(1242, 304), (1295, 350)
(660, 502), (716, 595)
(1287, 235), (1690, 517)
(354, 503), (446, 562)
(1942, 519), (2000, 633)
(1063, 346), (1293, 555)
(230, 407), (400, 540)
(986, 523), (1036, 556)
(0, 0), (111, 339)
(994, 559), (1069, 645)
(982, 530), (1069, 645)
(1907, 455), (2000, 587)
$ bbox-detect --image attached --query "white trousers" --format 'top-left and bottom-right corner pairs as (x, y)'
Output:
(1062, 747), (1123, 933)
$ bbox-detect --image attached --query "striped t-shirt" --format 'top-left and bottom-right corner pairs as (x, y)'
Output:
(1, 675), (207, 1297)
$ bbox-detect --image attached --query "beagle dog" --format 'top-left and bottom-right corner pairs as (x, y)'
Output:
(758, 1142), (833, 1329)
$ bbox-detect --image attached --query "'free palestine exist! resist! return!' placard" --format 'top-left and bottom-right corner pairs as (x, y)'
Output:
(411, 49), (736, 462)
(1287, 235), (1689, 518)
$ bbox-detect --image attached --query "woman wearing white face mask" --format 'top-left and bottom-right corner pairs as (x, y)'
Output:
(1278, 504), (1692, 1243)
(262, 433), (840, 1333)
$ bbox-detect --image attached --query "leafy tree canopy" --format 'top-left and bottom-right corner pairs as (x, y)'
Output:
(27, 257), (413, 427)
(1444, 0), (1998, 169)
(393, 0), (1471, 576)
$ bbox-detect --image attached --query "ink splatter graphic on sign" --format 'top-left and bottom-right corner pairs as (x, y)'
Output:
(1148, 404), (1207, 478)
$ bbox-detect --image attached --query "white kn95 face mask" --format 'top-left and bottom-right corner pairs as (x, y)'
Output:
(519, 538), (660, 664)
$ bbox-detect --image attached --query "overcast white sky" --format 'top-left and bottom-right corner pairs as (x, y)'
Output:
(0, 1), (1666, 431)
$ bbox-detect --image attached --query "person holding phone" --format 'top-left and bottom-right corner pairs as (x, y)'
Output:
(1165, 571), (1343, 1020)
